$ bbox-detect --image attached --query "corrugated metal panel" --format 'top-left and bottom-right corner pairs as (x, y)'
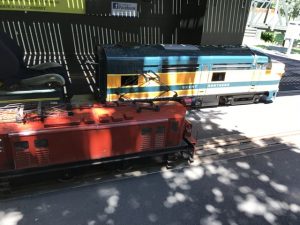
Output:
(201, 0), (251, 45)
(0, 0), (252, 96)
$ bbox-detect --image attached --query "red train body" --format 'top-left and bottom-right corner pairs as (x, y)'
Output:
(0, 102), (193, 175)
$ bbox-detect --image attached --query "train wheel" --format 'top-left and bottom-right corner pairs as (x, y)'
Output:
(116, 161), (133, 172)
(0, 180), (11, 195)
(191, 98), (202, 108)
(165, 153), (179, 169)
(181, 150), (194, 164)
(253, 95), (260, 103)
(181, 151), (190, 160)
(136, 106), (142, 113)
(219, 96), (226, 106)
(57, 171), (75, 182)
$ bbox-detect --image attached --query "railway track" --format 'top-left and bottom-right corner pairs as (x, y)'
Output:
(278, 90), (300, 97)
(1, 130), (299, 201)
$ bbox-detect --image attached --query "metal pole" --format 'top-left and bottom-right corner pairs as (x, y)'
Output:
(249, 1), (257, 27)
(263, 2), (271, 24)
(281, 0), (289, 26)
(271, 0), (279, 30)
(286, 38), (294, 54)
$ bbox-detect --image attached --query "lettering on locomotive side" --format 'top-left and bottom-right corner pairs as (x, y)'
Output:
(207, 83), (230, 88)
(181, 85), (197, 90)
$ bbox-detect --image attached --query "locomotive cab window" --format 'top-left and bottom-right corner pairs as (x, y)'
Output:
(121, 75), (138, 86)
(212, 72), (226, 82)
(14, 141), (29, 151)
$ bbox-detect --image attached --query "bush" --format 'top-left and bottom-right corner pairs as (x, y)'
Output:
(261, 31), (275, 43)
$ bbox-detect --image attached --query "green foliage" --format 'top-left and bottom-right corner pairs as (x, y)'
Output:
(261, 31), (275, 43)
(280, 0), (300, 20)
(274, 32), (284, 45)
(292, 48), (300, 54)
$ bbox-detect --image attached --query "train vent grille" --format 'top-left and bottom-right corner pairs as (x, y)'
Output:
(36, 148), (50, 165)
(15, 150), (32, 168)
(140, 128), (152, 150)
(14, 141), (31, 169)
(154, 126), (165, 149)
(35, 139), (49, 165)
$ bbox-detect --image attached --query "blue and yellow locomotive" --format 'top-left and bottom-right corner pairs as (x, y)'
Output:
(95, 44), (285, 107)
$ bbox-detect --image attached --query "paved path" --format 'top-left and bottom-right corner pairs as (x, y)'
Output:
(1, 95), (300, 225)
(272, 55), (300, 92)
(0, 144), (299, 225)
(251, 47), (300, 92)
(186, 95), (300, 140)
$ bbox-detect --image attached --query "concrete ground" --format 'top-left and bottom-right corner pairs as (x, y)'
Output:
(0, 146), (300, 225)
(0, 94), (300, 225)
(186, 95), (300, 139)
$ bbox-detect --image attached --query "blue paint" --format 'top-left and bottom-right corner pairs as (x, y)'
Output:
(144, 56), (162, 65)
(110, 54), (269, 66)
(256, 55), (269, 64)
(197, 55), (255, 64)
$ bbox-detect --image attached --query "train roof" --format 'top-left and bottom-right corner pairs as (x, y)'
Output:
(102, 44), (269, 59)
(100, 45), (270, 73)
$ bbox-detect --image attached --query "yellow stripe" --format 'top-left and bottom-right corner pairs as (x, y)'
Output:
(0, 97), (60, 104)
(265, 70), (271, 75)
(107, 72), (200, 88)
(107, 89), (205, 101)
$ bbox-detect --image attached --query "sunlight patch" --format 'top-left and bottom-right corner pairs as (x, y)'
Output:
(87, 220), (97, 225)
(237, 194), (267, 215)
(131, 171), (143, 177)
(290, 204), (300, 213)
(35, 203), (51, 213)
(291, 148), (300, 154)
(205, 204), (220, 214)
(238, 186), (252, 194)
(105, 195), (120, 214)
(236, 162), (250, 170)
(62, 210), (70, 216)
(164, 192), (187, 208)
(264, 212), (276, 224)
(270, 181), (288, 193)
(212, 188), (224, 202)
(128, 197), (140, 209)
(200, 215), (222, 225)
(204, 124), (213, 130)
(98, 187), (119, 198)
(184, 167), (204, 181)
(265, 197), (287, 212)
(148, 213), (158, 223)
(161, 170), (175, 179)
(257, 174), (270, 182)
(0, 211), (24, 225)
(205, 165), (218, 174)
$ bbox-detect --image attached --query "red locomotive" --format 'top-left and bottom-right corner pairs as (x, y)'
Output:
(0, 102), (194, 177)
(0, 30), (195, 181)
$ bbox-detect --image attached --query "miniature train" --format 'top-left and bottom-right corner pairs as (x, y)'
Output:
(0, 102), (194, 177)
(0, 33), (285, 107)
(0, 41), (285, 179)
(95, 44), (285, 106)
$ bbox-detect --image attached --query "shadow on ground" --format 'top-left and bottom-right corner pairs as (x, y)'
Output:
(0, 109), (300, 225)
